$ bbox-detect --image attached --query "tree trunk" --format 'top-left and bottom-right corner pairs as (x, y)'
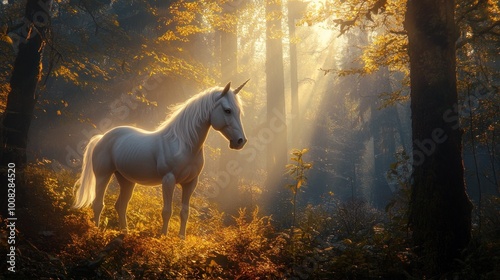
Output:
(265, 0), (287, 179)
(287, 1), (307, 148)
(372, 116), (395, 209)
(220, 28), (237, 83)
(1, 0), (51, 164)
(217, 5), (240, 215)
(1, 0), (51, 216)
(405, 0), (472, 276)
(371, 70), (396, 209)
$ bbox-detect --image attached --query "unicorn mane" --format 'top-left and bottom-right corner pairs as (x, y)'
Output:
(157, 86), (243, 150)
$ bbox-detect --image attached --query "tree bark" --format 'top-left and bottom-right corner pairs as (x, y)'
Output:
(405, 0), (472, 276)
(1, 0), (51, 216)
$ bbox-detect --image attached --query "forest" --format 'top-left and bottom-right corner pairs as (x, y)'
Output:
(0, 0), (499, 279)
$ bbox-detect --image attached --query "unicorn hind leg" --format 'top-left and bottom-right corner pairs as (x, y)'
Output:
(114, 172), (136, 233)
(161, 173), (176, 235)
(92, 173), (113, 227)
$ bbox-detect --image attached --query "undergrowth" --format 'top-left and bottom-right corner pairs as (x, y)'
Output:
(1, 164), (499, 279)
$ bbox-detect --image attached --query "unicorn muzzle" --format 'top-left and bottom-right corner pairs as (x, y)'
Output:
(230, 137), (247, 150)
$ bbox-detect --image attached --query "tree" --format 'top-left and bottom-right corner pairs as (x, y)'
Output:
(287, 1), (308, 147)
(1, 0), (52, 166)
(455, 0), (500, 197)
(370, 71), (398, 209)
(265, 0), (287, 185)
(405, 0), (472, 275)
(217, 0), (243, 215)
(302, 0), (496, 276)
(0, 0), (52, 218)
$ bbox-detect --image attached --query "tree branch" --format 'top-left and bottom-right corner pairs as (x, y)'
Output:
(457, 20), (500, 49)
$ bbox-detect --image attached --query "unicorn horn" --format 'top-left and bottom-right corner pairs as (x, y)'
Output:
(233, 79), (250, 94)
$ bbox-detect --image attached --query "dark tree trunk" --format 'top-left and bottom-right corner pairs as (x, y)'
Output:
(405, 0), (472, 276)
(1, 0), (51, 216)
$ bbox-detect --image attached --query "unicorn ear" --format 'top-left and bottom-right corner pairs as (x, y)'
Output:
(221, 82), (231, 97)
(234, 79), (250, 95)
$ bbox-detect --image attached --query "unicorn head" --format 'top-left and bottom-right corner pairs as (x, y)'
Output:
(211, 80), (248, 150)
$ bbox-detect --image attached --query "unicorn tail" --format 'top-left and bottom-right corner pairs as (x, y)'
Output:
(73, 135), (103, 208)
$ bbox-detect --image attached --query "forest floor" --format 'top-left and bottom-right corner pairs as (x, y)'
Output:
(1, 164), (499, 279)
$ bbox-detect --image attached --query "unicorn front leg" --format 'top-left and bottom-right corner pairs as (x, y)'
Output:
(180, 177), (198, 239)
(161, 173), (176, 235)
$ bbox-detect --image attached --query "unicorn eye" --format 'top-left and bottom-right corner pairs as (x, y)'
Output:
(224, 108), (232, 114)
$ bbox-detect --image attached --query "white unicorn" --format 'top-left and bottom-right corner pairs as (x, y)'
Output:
(73, 81), (248, 238)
